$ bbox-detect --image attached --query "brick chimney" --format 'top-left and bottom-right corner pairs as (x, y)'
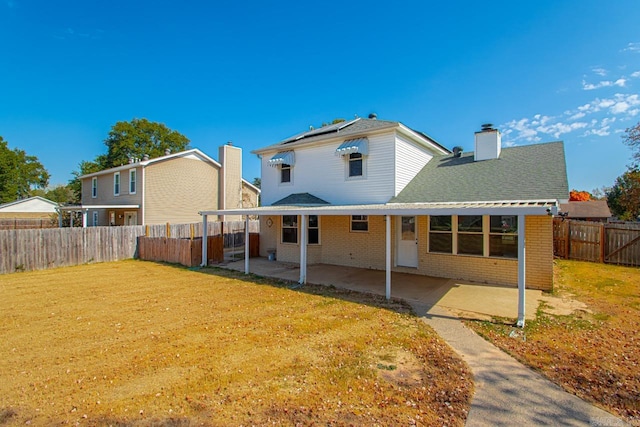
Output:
(474, 124), (501, 161)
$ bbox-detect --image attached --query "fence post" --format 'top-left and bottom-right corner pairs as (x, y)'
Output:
(166, 222), (171, 238)
(145, 225), (149, 236)
(564, 220), (570, 259)
(190, 223), (194, 240)
(600, 223), (605, 263)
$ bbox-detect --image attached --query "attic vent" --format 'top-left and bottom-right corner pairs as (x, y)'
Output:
(164, 148), (171, 155)
(142, 154), (149, 161)
(481, 123), (494, 132)
(452, 146), (463, 157)
(368, 113), (377, 120)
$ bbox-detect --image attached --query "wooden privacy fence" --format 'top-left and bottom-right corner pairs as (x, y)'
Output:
(0, 220), (260, 274)
(0, 218), (57, 230)
(553, 219), (640, 266)
(137, 233), (260, 267)
(0, 226), (145, 274)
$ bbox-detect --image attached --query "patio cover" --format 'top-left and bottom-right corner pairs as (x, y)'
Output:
(199, 200), (559, 327)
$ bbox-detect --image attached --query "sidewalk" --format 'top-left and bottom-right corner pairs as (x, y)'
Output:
(411, 302), (626, 426)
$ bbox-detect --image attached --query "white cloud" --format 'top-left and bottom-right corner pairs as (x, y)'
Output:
(582, 80), (612, 90)
(614, 78), (626, 87)
(623, 42), (640, 53)
(592, 67), (608, 76)
(631, 71), (640, 78)
(568, 112), (586, 120)
(537, 122), (589, 139)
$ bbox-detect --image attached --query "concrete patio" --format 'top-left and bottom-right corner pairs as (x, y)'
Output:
(219, 257), (542, 320)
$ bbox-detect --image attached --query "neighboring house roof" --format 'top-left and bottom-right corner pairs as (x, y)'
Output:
(79, 148), (221, 179)
(0, 196), (59, 212)
(390, 142), (569, 203)
(253, 118), (451, 154)
(559, 201), (612, 218)
(273, 193), (331, 206)
(241, 179), (261, 194)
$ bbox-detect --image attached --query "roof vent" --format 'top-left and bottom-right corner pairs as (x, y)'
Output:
(481, 123), (494, 132)
(452, 146), (464, 157)
(128, 157), (134, 164)
(368, 113), (377, 120)
(164, 148), (171, 155)
(227, 141), (233, 146)
(142, 154), (149, 161)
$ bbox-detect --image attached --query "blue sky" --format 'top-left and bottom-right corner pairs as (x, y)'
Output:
(1, 1), (639, 194)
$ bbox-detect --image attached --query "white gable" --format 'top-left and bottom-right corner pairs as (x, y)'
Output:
(0, 197), (59, 213)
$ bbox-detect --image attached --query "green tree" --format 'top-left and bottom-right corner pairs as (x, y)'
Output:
(69, 119), (190, 201)
(606, 169), (640, 221)
(623, 121), (640, 166)
(252, 177), (261, 189)
(0, 136), (49, 203)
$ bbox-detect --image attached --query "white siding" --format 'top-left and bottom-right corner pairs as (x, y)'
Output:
(261, 132), (397, 206)
(0, 198), (58, 213)
(394, 135), (434, 196)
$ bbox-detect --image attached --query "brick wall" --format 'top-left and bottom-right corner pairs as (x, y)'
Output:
(261, 214), (554, 291)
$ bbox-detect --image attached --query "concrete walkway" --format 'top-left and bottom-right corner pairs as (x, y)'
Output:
(220, 259), (626, 426)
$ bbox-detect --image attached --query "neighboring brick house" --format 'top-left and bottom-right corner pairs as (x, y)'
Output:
(200, 117), (569, 326)
(62, 144), (259, 226)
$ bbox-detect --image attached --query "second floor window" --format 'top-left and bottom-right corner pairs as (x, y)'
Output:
(114, 172), (120, 196)
(281, 163), (291, 183)
(129, 169), (136, 194)
(349, 153), (363, 177)
(91, 177), (97, 198)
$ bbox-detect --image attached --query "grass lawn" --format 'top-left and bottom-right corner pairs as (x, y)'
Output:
(466, 260), (639, 422)
(0, 260), (472, 426)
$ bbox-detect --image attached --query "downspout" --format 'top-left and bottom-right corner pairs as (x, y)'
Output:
(201, 214), (208, 267)
(386, 214), (391, 299)
(140, 166), (145, 225)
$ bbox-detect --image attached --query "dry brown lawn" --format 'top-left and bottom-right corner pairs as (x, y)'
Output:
(0, 261), (472, 426)
(466, 260), (640, 422)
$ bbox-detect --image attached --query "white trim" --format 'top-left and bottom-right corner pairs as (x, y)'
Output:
(200, 200), (559, 218)
(57, 204), (140, 211)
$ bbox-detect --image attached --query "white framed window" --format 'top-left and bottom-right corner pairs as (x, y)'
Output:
(350, 215), (368, 232)
(458, 215), (483, 256)
(427, 215), (519, 259)
(348, 153), (364, 178)
(489, 215), (518, 258)
(282, 215), (298, 243)
(308, 215), (319, 244)
(129, 169), (136, 194)
(91, 177), (97, 198)
(113, 172), (120, 196)
(92, 211), (98, 226)
(280, 163), (291, 184)
(429, 215), (453, 253)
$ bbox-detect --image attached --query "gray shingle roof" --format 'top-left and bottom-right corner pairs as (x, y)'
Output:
(390, 142), (569, 203)
(253, 118), (449, 154)
(272, 193), (331, 206)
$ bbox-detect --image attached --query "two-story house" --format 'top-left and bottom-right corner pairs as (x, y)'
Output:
(61, 144), (259, 226)
(199, 116), (569, 326)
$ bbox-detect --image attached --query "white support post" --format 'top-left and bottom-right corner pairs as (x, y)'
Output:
(82, 209), (88, 228)
(57, 210), (62, 228)
(244, 215), (250, 275)
(386, 214), (391, 300)
(299, 214), (307, 284)
(201, 215), (208, 267)
(517, 214), (526, 327)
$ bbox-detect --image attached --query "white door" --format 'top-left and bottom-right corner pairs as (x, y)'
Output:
(124, 211), (138, 226)
(397, 216), (418, 267)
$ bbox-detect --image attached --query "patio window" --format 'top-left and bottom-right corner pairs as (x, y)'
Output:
(429, 215), (452, 253)
(489, 215), (518, 258)
(280, 163), (291, 183)
(129, 169), (136, 194)
(282, 215), (298, 243)
(308, 215), (319, 244)
(351, 215), (368, 232)
(92, 211), (98, 227)
(458, 215), (483, 255)
(113, 172), (120, 196)
(91, 177), (97, 198)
